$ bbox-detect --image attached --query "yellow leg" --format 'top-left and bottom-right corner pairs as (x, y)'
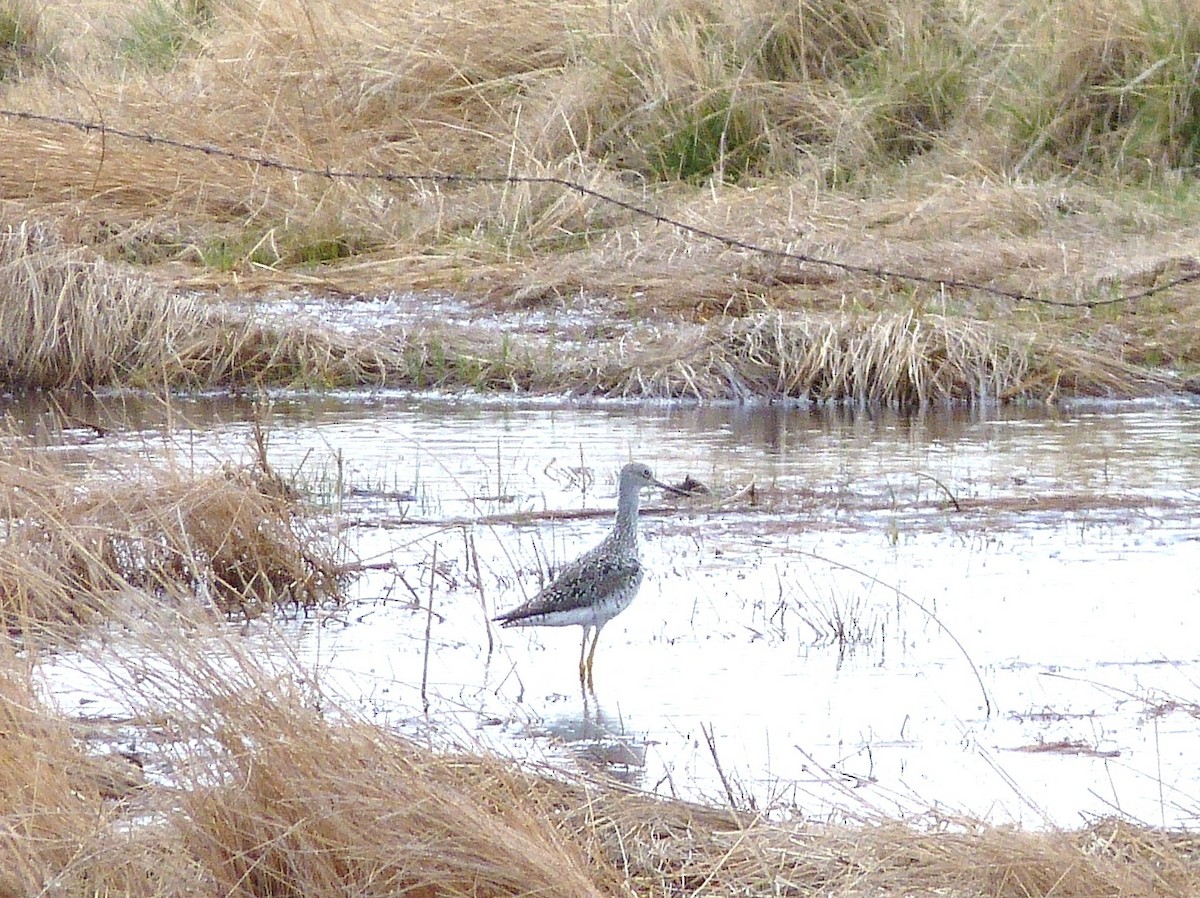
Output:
(578, 626), (592, 685)
(585, 626), (602, 691)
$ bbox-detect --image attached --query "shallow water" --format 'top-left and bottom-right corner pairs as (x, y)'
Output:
(26, 391), (1200, 828)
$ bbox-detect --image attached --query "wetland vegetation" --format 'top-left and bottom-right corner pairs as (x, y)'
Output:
(3, 0), (1200, 894)
(2, 0), (1200, 402)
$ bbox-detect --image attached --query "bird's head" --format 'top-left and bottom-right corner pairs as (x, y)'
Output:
(621, 461), (687, 495)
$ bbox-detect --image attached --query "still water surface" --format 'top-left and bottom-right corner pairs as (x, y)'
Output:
(28, 393), (1200, 828)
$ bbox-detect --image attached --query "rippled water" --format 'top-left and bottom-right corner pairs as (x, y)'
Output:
(28, 391), (1200, 828)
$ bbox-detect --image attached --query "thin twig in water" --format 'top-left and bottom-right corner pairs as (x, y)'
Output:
(915, 472), (962, 511)
(395, 569), (421, 606)
(468, 530), (493, 655)
(1155, 714), (1165, 829)
(798, 550), (993, 718)
(421, 542), (437, 715)
(702, 722), (739, 810)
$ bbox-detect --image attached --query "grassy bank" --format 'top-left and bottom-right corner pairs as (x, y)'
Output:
(0, 0), (1197, 400)
(0, 223), (398, 390)
(4, 625), (1199, 898)
(0, 218), (1175, 401)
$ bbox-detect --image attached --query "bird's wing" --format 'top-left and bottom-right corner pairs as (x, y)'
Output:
(495, 551), (642, 623)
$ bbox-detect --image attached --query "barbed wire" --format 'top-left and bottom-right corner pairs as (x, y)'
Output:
(4, 107), (1198, 309)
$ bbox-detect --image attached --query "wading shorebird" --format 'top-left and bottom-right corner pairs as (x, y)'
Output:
(494, 461), (685, 690)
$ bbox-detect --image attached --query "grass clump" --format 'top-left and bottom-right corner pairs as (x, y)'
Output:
(590, 311), (1168, 403)
(0, 221), (203, 390)
(0, 221), (400, 391)
(1002, 0), (1200, 174)
(4, 632), (1200, 897)
(176, 669), (611, 898)
(0, 649), (170, 895)
(196, 232), (281, 271)
(195, 227), (376, 272)
(119, 0), (216, 70)
(532, 0), (977, 183)
(647, 92), (766, 183)
(0, 0), (44, 78)
(0, 429), (344, 637)
(850, 23), (970, 162)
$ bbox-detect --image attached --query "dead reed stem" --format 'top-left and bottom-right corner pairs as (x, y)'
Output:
(421, 540), (437, 713)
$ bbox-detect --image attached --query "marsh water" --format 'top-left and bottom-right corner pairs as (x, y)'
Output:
(28, 391), (1200, 828)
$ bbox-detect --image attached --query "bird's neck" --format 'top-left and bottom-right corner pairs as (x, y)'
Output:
(612, 484), (641, 545)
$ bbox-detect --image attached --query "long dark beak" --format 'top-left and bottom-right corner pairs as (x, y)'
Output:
(651, 476), (691, 497)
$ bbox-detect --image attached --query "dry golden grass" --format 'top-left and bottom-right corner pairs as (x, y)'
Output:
(0, 0), (1198, 399)
(0, 651), (105, 886)
(0, 221), (400, 389)
(2, 628), (1200, 898)
(0, 208), (1185, 401)
(596, 310), (1173, 402)
(0, 424), (344, 636)
(0, 641), (182, 897)
(397, 308), (1169, 402)
(177, 669), (613, 898)
(0, 221), (203, 390)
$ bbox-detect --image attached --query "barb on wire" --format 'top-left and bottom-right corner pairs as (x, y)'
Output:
(4, 107), (1198, 310)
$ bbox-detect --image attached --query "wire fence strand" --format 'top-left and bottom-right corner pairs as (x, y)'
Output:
(4, 107), (1199, 309)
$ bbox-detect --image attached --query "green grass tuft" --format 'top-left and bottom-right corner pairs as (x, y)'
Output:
(0, 0), (44, 78)
(1004, 0), (1200, 174)
(119, 0), (215, 69)
(649, 92), (766, 183)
